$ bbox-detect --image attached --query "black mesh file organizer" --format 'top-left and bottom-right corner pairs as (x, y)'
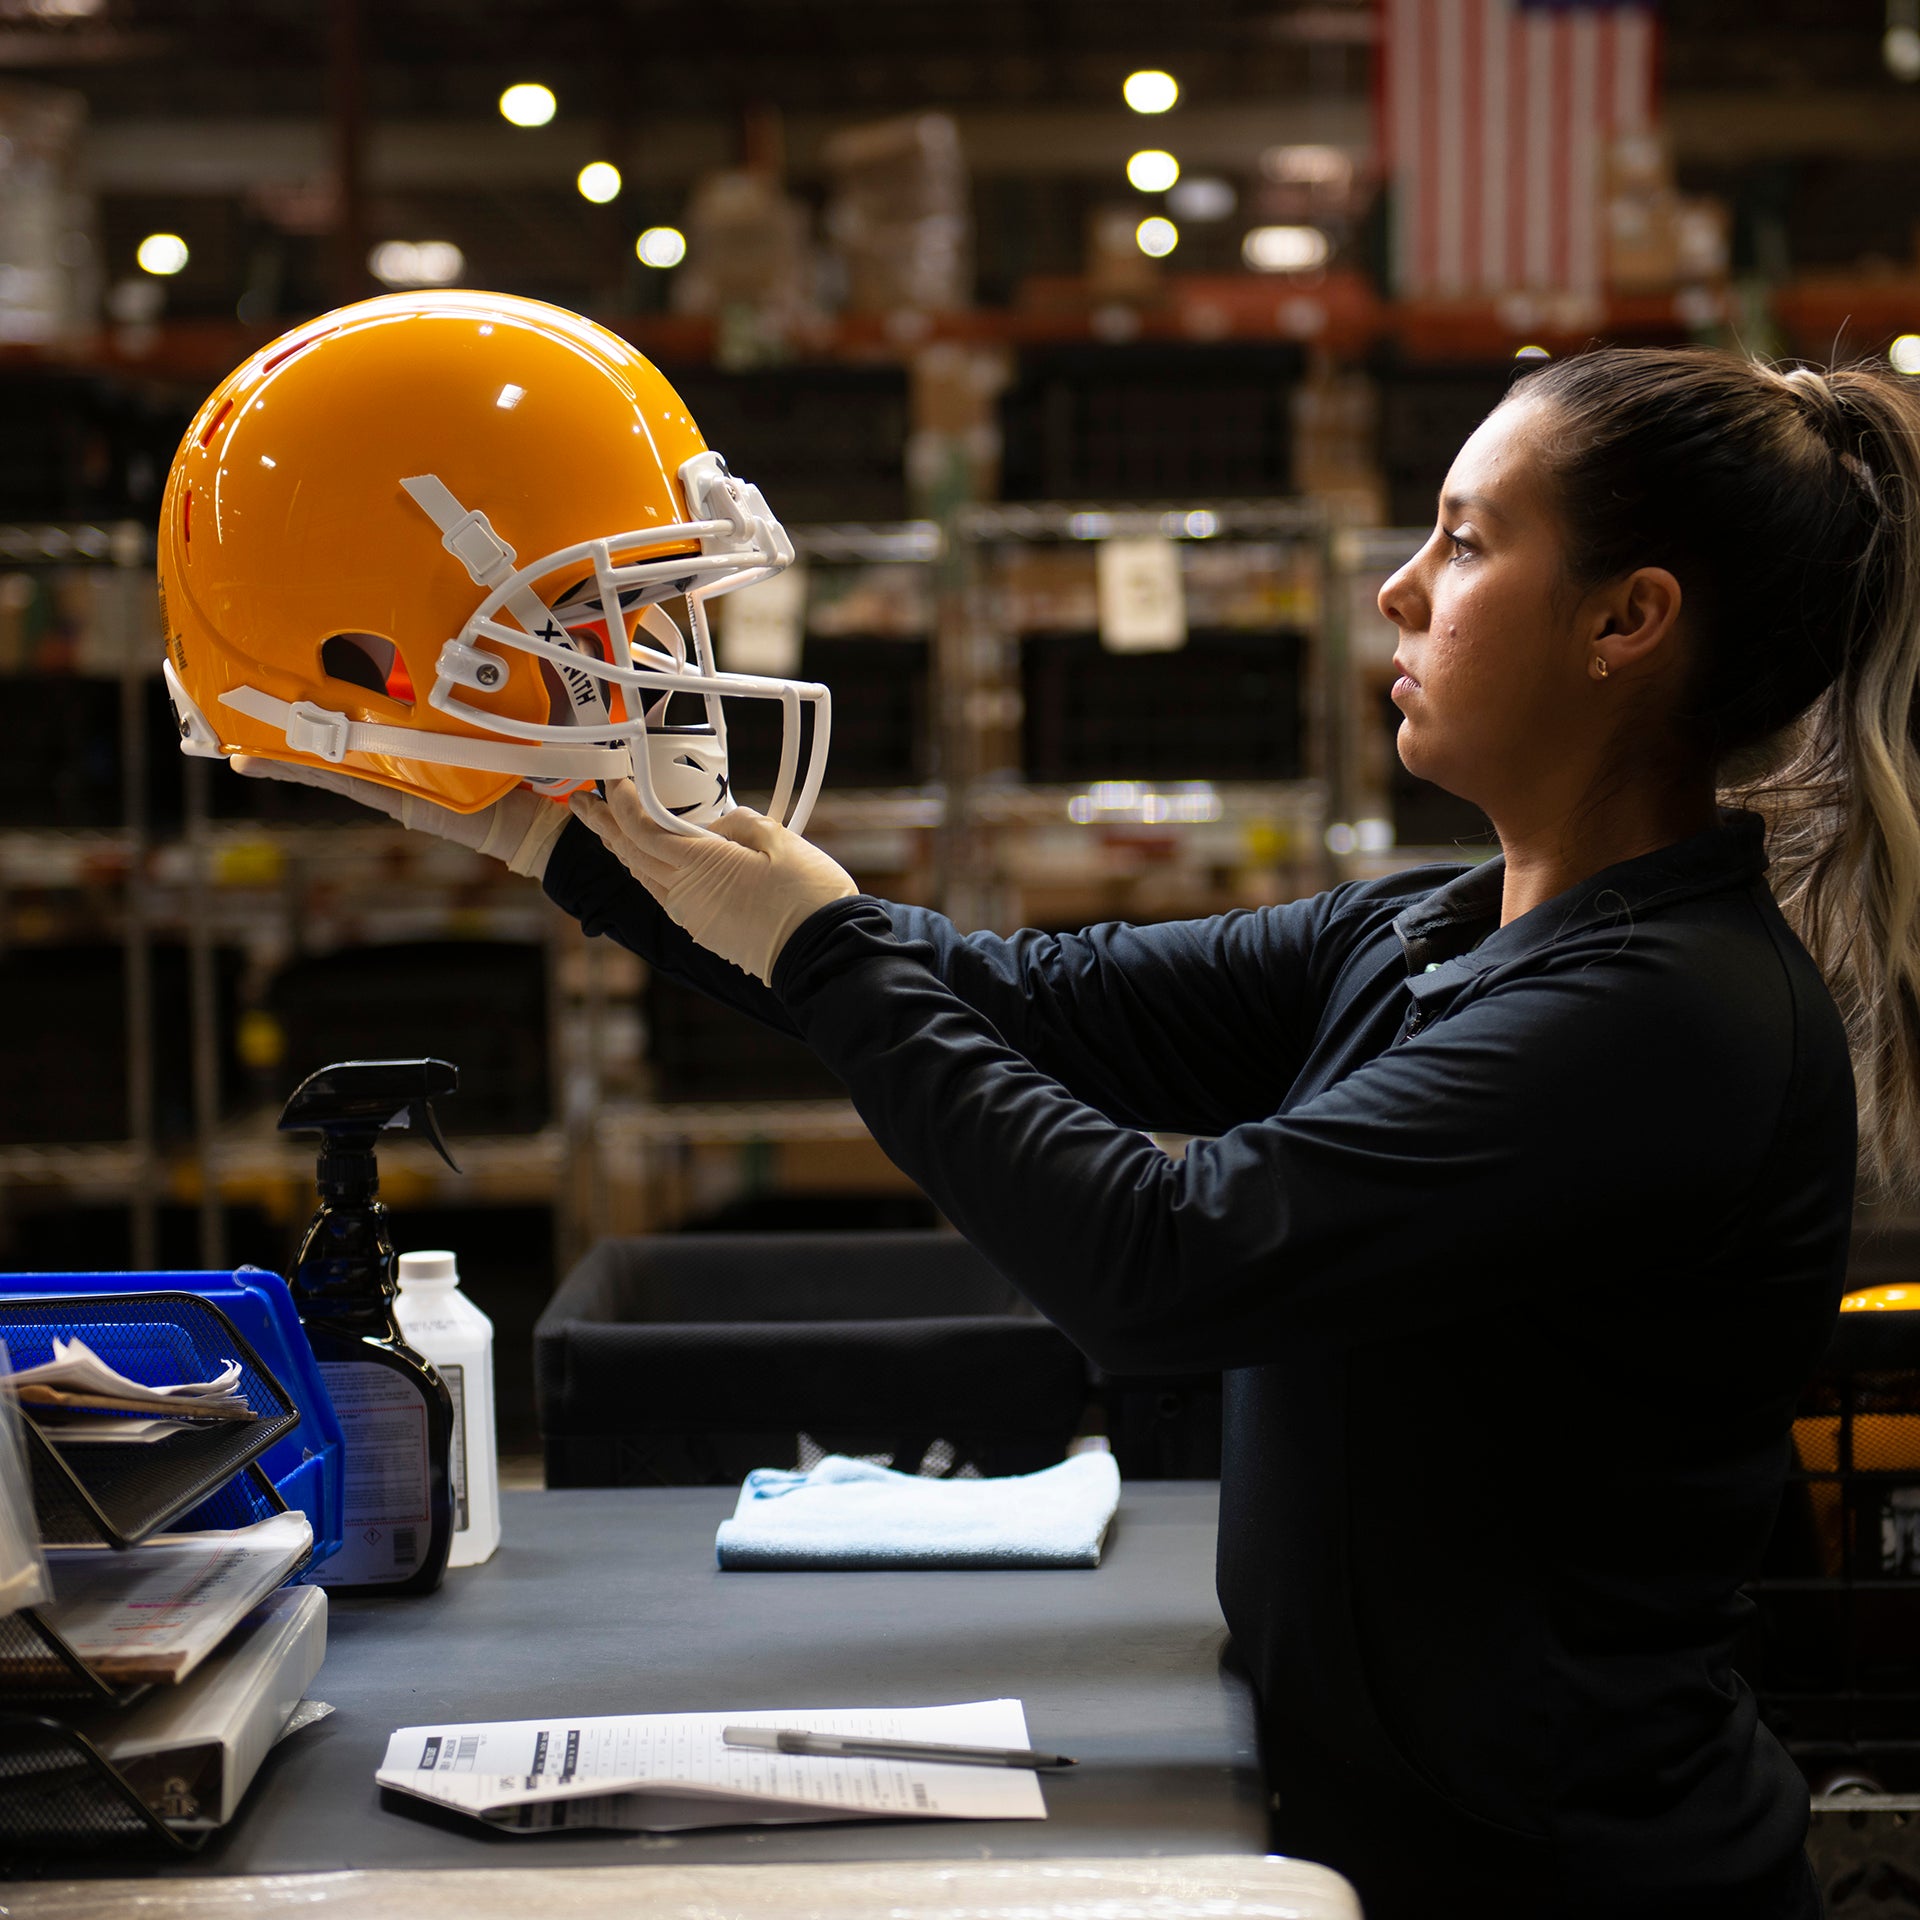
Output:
(1747, 1307), (1920, 1788)
(0, 1294), (299, 1553)
(0, 1291), (306, 1854)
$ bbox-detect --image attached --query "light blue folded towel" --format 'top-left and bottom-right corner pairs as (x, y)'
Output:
(714, 1451), (1122, 1570)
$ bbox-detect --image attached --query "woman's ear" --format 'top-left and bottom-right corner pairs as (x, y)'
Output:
(1590, 567), (1683, 676)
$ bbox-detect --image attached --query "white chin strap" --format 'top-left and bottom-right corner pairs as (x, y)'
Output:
(214, 452), (828, 838)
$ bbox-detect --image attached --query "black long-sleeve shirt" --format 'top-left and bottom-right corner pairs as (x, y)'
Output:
(545, 809), (1853, 1918)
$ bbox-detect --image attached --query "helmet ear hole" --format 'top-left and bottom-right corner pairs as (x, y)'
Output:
(321, 631), (409, 706)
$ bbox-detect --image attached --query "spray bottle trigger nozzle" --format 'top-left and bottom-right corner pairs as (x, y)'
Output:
(415, 1099), (461, 1174)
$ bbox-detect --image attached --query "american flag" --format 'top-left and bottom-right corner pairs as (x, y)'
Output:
(1381, 0), (1659, 299)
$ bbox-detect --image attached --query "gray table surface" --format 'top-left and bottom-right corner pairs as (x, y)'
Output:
(63, 1479), (1270, 1877)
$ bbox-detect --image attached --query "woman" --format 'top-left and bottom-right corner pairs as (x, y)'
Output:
(257, 349), (1920, 1915)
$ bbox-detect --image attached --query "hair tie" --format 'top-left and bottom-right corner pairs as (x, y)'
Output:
(1781, 369), (1884, 515)
(1839, 447), (1884, 512)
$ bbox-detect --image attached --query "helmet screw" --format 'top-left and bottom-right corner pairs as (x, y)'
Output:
(476, 664), (501, 687)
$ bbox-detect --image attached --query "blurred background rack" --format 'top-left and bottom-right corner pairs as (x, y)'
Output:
(0, 476), (1491, 1465)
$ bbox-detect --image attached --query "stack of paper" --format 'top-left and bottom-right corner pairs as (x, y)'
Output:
(8, 1344), (259, 1443)
(39, 1510), (311, 1684)
(9, 1336), (255, 1445)
(379, 1699), (1050, 1833)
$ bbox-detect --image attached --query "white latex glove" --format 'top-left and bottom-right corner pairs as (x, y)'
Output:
(569, 780), (857, 985)
(229, 756), (569, 879)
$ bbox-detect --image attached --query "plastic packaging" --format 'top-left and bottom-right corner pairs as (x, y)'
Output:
(394, 1251), (500, 1568)
(0, 1339), (50, 1618)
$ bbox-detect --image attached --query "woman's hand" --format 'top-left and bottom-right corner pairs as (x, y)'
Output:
(229, 756), (569, 878)
(570, 780), (857, 985)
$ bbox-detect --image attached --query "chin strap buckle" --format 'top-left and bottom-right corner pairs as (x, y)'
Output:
(285, 701), (353, 763)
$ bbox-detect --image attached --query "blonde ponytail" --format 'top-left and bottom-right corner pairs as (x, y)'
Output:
(1734, 369), (1920, 1199)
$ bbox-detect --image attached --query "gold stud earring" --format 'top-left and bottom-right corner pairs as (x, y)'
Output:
(1591, 656), (1610, 681)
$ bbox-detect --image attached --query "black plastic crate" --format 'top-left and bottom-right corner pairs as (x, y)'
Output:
(1377, 364), (1515, 528)
(536, 1230), (1088, 1486)
(0, 678), (162, 832)
(265, 940), (549, 1134)
(1021, 628), (1304, 784)
(1000, 344), (1304, 502)
(661, 365), (910, 523)
(0, 943), (241, 1145)
(720, 635), (929, 794)
(0, 372), (188, 523)
(644, 970), (842, 1104)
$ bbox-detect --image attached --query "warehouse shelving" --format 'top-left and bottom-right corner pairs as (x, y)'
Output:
(46, 263), (1913, 383)
(0, 492), (1430, 1261)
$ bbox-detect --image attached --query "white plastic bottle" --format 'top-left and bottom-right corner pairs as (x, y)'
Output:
(394, 1250), (500, 1568)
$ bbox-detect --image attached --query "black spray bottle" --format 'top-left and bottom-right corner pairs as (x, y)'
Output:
(280, 1059), (458, 1597)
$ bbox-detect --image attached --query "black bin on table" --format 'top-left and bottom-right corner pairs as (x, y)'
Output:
(535, 1231), (1090, 1487)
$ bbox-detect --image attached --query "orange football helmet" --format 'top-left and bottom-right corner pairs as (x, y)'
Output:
(157, 290), (829, 833)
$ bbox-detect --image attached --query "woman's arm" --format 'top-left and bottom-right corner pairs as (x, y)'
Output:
(773, 896), (1822, 1371)
(545, 816), (1354, 1136)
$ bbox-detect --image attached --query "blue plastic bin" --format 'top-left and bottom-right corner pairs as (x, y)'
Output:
(0, 1269), (343, 1570)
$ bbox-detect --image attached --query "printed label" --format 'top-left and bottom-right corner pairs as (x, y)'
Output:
(318, 1360), (431, 1586)
(441, 1362), (469, 1533)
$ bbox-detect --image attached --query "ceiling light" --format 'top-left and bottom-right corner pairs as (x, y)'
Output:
(577, 161), (622, 204)
(368, 240), (465, 288)
(636, 226), (687, 269)
(1242, 225), (1330, 273)
(1123, 70), (1179, 114)
(1135, 216), (1179, 259)
(499, 83), (557, 128)
(1127, 150), (1180, 193)
(135, 232), (188, 276)
(1892, 335), (1920, 374)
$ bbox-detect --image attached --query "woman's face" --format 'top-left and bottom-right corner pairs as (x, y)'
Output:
(1377, 398), (1596, 821)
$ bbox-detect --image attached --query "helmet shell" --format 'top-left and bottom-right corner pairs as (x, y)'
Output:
(158, 290), (708, 812)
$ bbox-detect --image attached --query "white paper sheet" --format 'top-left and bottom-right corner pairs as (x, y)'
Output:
(45, 1417), (198, 1445)
(377, 1698), (1049, 1834)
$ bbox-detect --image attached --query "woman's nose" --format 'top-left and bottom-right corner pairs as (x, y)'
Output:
(1378, 558), (1425, 633)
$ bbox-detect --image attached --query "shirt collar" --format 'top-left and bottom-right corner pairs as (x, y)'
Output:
(1392, 808), (1770, 993)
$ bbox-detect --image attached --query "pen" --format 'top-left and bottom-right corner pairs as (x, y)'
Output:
(721, 1726), (1076, 1771)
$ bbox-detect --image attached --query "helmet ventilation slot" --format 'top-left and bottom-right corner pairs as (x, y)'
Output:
(197, 399), (234, 448)
(321, 632), (411, 707)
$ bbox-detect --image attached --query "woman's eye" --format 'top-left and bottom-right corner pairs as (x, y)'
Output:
(1445, 531), (1473, 563)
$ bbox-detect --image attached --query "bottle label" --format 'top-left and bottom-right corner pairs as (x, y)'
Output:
(441, 1362), (469, 1533)
(318, 1360), (432, 1586)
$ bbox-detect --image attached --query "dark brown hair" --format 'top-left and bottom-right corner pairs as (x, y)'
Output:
(1506, 347), (1920, 1196)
